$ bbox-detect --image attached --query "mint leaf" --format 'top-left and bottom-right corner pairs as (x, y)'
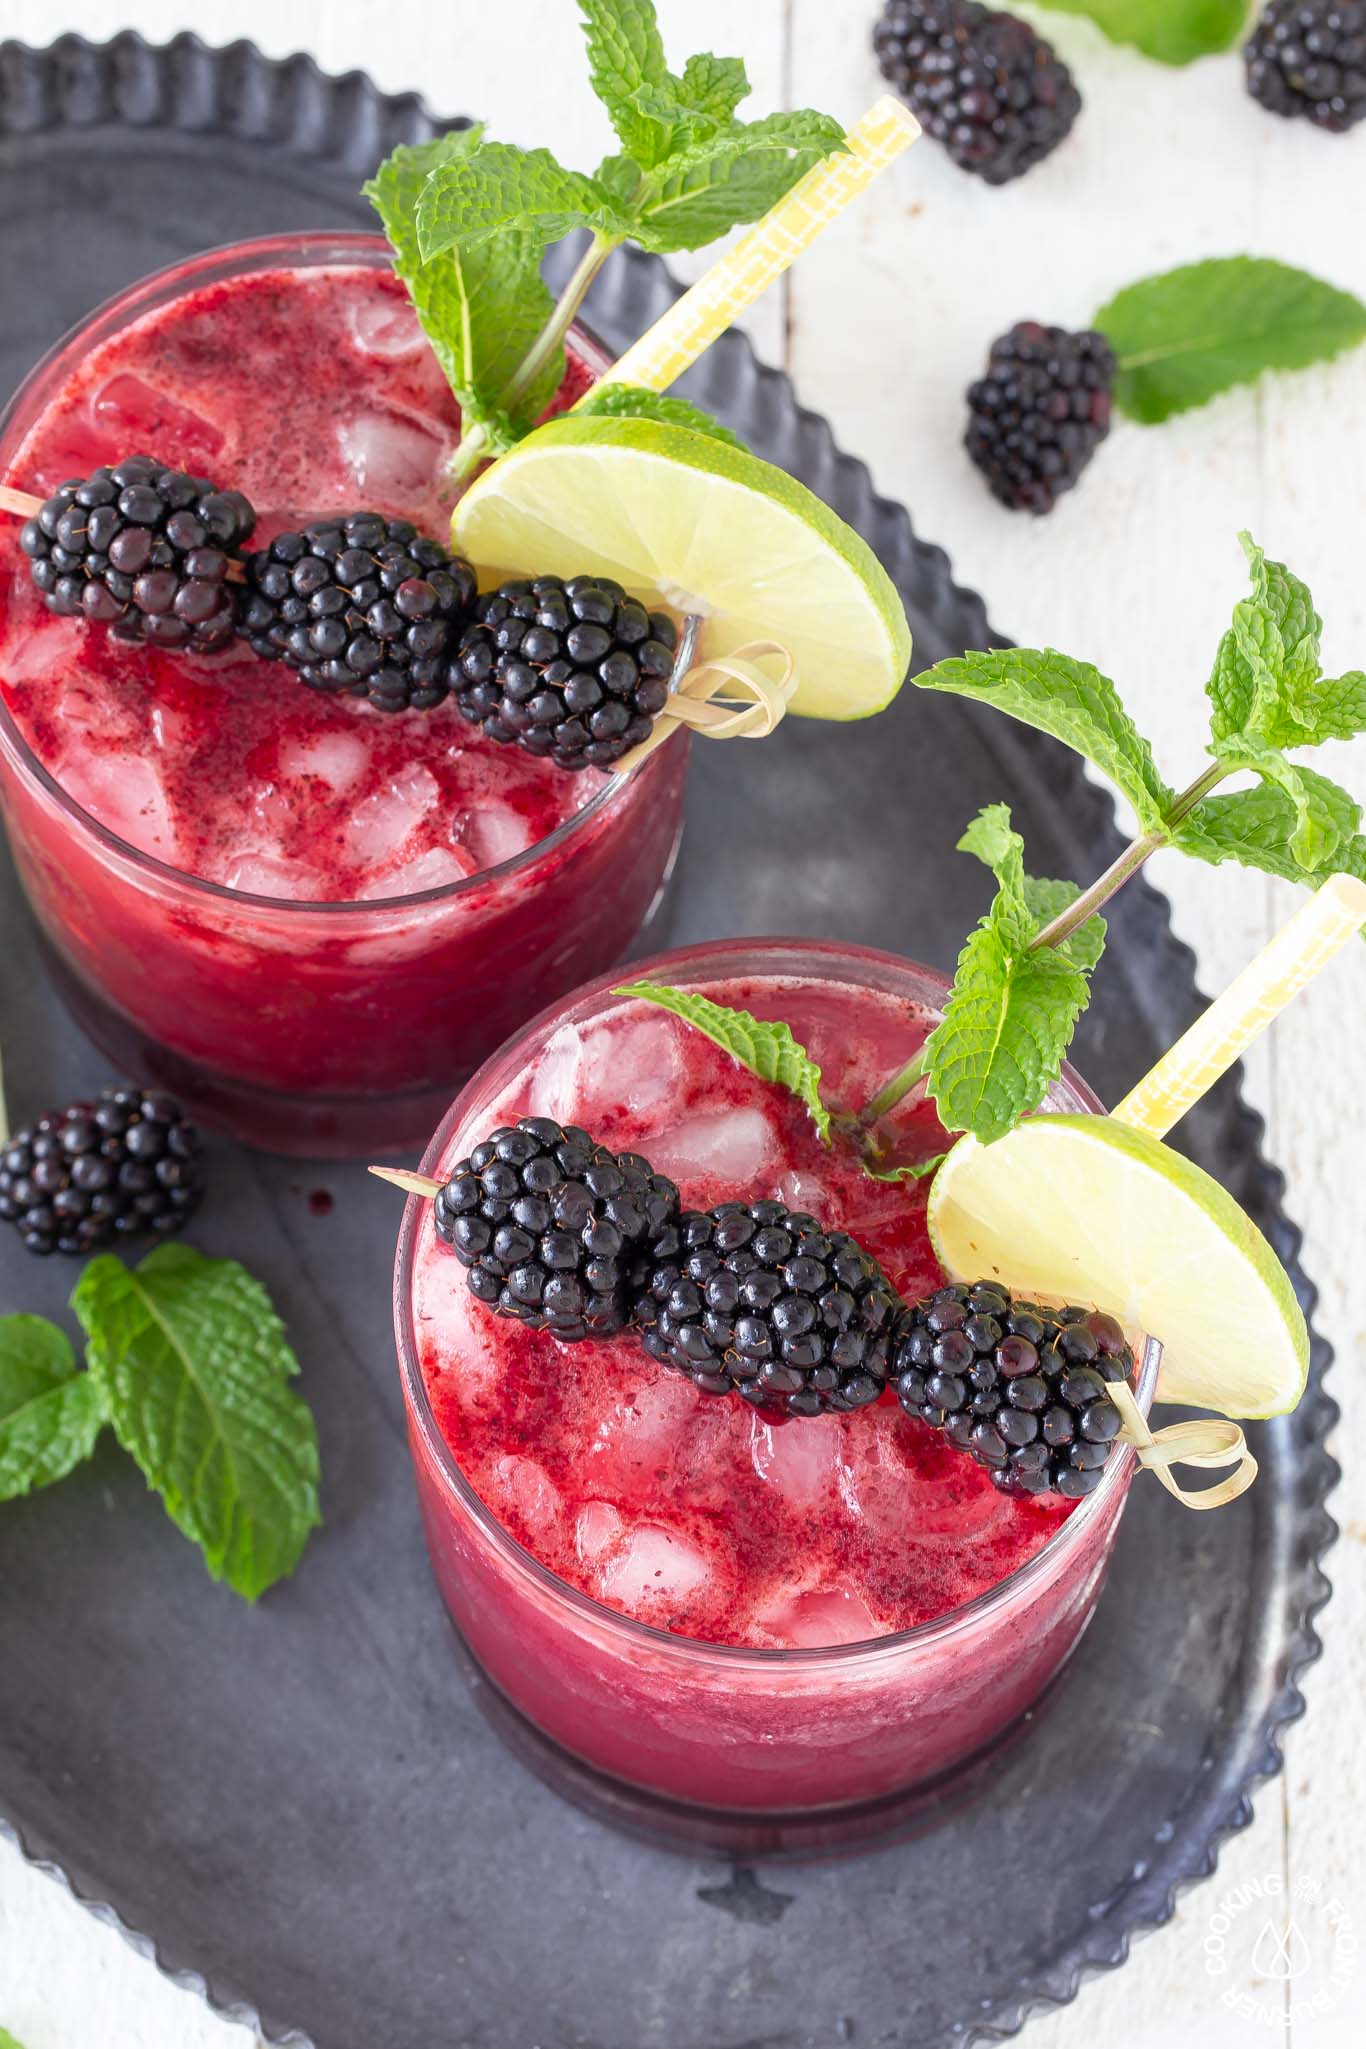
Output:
(1175, 771), (1362, 886)
(0, 2031), (28, 2049)
(1097, 258), (1366, 425)
(863, 1154), (947, 1185)
(365, 132), (559, 444)
(75, 1247), (321, 1602)
(1039, 2), (1246, 65)
(913, 649), (1173, 832)
(632, 111), (846, 253)
(0, 1314), (104, 1501)
(577, 0), (676, 169)
(575, 383), (747, 447)
(678, 52), (749, 123)
(922, 806), (1102, 1145)
(1201, 744), (1358, 871)
(1206, 532), (1323, 747)
(1297, 672), (1366, 744)
(615, 981), (831, 1143)
(416, 143), (628, 260)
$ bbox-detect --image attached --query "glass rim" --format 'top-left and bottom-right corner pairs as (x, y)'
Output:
(393, 935), (1163, 1669)
(0, 227), (665, 918)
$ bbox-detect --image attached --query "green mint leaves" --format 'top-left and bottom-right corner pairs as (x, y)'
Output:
(1040, 2), (1247, 66)
(615, 981), (831, 1144)
(912, 648), (1172, 832)
(371, 0), (844, 465)
(1096, 258), (1366, 426)
(574, 383), (747, 448)
(74, 1246), (321, 1604)
(921, 807), (1106, 1146)
(0, 1314), (104, 1501)
(2, 1247), (319, 1602)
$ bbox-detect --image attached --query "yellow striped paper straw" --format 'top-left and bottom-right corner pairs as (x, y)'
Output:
(1112, 872), (1366, 1139)
(579, 95), (920, 400)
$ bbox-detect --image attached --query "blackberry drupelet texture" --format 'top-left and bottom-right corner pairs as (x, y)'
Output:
(965, 322), (1117, 514)
(1245, 1), (1366, 131)
(449, 574), (678, 771)
(892, 1285), (1132, 1499)
(18, 455), (253, 651)
(872, 0), (1081, 184)
(0, 1087), (204, 1257)
(242, 512), (477, 712)
(434, 1117), (679, 1342)
(631, 1199), (905, 1417)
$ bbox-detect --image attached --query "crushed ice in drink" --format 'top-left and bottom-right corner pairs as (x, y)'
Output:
(344, 295), (429, 360)
(649, 1106), (778, 1190)
(346, 763), (440, 868)
(358, 844), (477, 901)
(599, 1524), (718, 1611)
(753, 1584), (882, 1649)
(91, 372), (226, 458)
(336, 407), (451, 502)
(452, 803), (536, 872)
(278, 731), (370, 797)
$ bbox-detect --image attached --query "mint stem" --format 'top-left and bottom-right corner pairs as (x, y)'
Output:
(448, 231), (618, 485)
(855, 760), (1231, 1129)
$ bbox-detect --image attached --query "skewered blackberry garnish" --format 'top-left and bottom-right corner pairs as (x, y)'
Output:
(241, 512), (477, 713)
(891, 1284), (1131, 1498)
(449, 574), (678, 770)
(432, 1116), (679, 1341)
(0, 1086), (204, 1257)
(631, 1198), (905, 1416)
(18, 456), (253, 651)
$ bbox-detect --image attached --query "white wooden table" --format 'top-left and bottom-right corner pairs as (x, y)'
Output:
(2, 3), (1362, 2043)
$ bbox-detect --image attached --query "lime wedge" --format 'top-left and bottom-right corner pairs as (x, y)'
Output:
(926, 1114), (1308, 1419)
(452, 415), (912, 720)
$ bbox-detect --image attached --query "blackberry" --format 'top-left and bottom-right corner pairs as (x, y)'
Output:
(434, 1117), (679, 1341)
(965, 322), (1116, 514)
(0, 1087), (204, 1257)
(449, 575), (678, 772)
(872, 0), (1081, 184)
(891, 1284), (1132, 1500)
(18, 455), (253, 651)
(241, 513), (477, 713)
(1245, 2), (1366, 131)
(631, 1199), (904, 1416)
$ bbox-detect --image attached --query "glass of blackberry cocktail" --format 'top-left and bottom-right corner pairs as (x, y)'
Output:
(0, 233), (687, 1155)
(395, 939), (1159, 1848)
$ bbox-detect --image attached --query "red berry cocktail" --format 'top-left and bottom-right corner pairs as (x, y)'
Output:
(0, 233), (687, 1155)
(395, 940), (1158, 1843)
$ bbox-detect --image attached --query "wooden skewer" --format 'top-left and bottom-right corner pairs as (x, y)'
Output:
(369, 1165), (443, 1199)
(1, 480), (247, 581)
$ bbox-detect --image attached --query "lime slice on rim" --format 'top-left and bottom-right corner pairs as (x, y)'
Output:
(926, 1114), (1308, 1419)
(452, 415), (912, 720)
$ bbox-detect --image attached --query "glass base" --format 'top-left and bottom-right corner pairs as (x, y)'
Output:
(447, 1619), (1073, 1865)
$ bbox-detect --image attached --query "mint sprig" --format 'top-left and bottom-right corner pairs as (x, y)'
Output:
(892, 535), (1366, 1147)
(1095, 258), (1366, 426)
(1039, 1), (1247, 66)
(615, 980), (831, 1144)
(370, 0), (846, 481)
(0, 1314), (104, 1500)
(74, 1246), (321, 1603)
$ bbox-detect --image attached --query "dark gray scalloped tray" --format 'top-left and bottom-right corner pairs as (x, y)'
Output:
(0, 32), (1338, 2049)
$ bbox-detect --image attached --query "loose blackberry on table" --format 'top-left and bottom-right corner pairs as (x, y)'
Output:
(18, 455), (253, 651)
(434, 1117), (679, 1342)
(965, 322), (1117, 515)
(891, 1284), (1132, 1499)
(241, 511), (477, 712)
(1244, 1), (1366, 132)
(631, 1198), (905, 1416)
(448, 574), (679, 771)
(0, 1086), (204, 1257)
(872, 0), (1081, 185)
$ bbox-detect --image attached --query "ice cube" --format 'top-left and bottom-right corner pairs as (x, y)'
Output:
(575, 1499), (624, 1565)
(345, 293), (429, 360)
(607, 1015), (682, 1117)
(527, 1022), (588, 1123)
(748, 1412), (842, 1510)
(336, 408), (450, 503)
(278, 731), (370, 797)
(51, 680), (139, 749)
(453, 802), (537, 873)
(648, 1107), (778, 1192)
(588, 1373), (702, 1482)
(490, 1455), (562, 1534)
(222, 850), (326, 901)
(91, 372), (225, 459)
(357, 844), (476, 901)
(61, 754), (179, 864)
(346, 763), (440, 868)
(600, 1522), (715, 1611)
(776, 1167), (832, 1214)
(753, 1584), (882, 1649)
